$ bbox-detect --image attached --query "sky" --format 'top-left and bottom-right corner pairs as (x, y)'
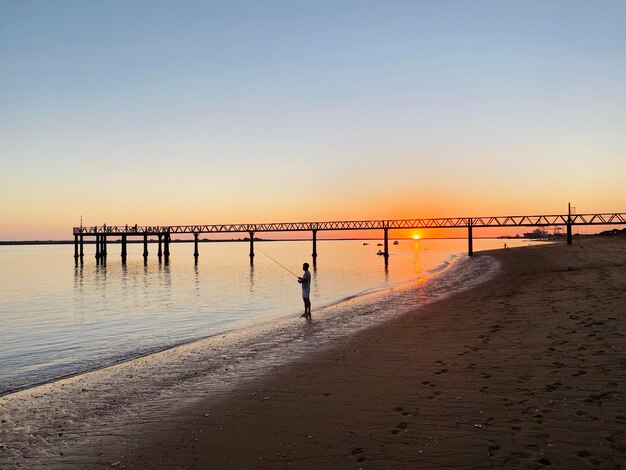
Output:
(1, 1), (625, 240)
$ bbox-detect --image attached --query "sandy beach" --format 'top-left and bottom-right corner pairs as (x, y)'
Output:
(2, 238), (626, 469)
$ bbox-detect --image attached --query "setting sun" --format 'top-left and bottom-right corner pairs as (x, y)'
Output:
(413, 234), (421, 240)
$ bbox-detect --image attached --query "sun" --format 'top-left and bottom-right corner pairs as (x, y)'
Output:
(412, 234), (420, 240)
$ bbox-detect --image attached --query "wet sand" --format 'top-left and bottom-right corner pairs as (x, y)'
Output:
(112, 238), (626, 469)
(3, 238), (626, 469)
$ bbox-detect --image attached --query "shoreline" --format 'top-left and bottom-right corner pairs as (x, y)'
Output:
(2, 239), (625, 468)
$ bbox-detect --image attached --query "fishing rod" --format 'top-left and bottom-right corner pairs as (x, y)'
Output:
(256, 248), (300, 278)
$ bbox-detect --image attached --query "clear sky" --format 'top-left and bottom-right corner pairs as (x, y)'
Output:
(1, 1), (625, 239)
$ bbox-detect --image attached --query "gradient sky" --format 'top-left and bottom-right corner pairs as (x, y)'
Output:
(1, 1), (625, 240)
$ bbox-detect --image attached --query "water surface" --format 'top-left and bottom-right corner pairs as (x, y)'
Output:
(0, 238), (544, 395)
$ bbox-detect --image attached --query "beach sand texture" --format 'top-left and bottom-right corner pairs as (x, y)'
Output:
(2, 238), (626, 469)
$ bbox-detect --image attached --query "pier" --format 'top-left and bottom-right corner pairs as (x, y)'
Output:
(72, 209), (626, 263)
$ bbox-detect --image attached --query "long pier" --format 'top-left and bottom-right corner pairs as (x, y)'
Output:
(72, 209), (626, 264)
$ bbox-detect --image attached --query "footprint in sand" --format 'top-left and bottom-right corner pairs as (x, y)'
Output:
(585, 391), (616, 405)
(544, 382), (562, 392)
(606, 430), (626, 452)
(487, 444), (500, 456)
(394, 406), (412, 417)
(391, 422), (408, 435)
(503, 451), (530, 465)
(350, 448), (365, 462)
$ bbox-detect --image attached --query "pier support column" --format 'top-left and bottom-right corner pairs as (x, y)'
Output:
(468, 223), (474, 257)
(566, 223), (572, 245)
(158, 234), (163, 260)
(95, 235), (101, 261)
(121, 235), (127, 262)
(312, 229), (318, 258)
(566, 202), (573, 245)
(143, 234), (149, 259)
(193, 232), (199, 261)
(383, 228), (389, 258)
(249, 231), (255, 259)
(164, 232), (170, 261)
(79, 234), (84, 259)
(102, 235), (107, 258)
(74, 235), (79, 260)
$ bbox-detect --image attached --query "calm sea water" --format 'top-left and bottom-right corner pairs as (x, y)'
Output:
(0, 238), (540, 395)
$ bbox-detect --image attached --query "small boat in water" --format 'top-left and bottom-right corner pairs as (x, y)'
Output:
(363, 242), (369, 245)
(377, 243), (383, 246)
(393, 240), (399, 245)
(376, 250), (385, 256)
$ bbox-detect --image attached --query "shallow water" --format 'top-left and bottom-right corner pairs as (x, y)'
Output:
(0, 238), (545, 395)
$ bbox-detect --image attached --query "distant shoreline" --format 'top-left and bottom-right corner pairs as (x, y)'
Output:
(0, 237), (567, 246)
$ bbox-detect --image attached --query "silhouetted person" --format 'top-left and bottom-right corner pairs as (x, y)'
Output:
(298, 262), (311, 319)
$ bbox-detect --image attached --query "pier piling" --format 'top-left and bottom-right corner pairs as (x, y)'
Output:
(383, 227), (389, 258)
(121, 235), (127, 262)
(101, 235), (107, 259)
(194, 232), (199, 260)
(74, 235), (79, 260)
(567, 223), (572, 245)
(95, 235), (101, 261)
(566, 203), (573, 245)
(79, 235), (84, 259)
(312, 229), (318, 258)
(468, 222), (474, 256)
(164, 232), (170, 260)
(143, 234), (149, 259)
(158, 234), (163, 259)
(249, 231), (255, 258)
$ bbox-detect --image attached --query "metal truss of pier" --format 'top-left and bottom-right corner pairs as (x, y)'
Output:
(72, 209), (626, 264)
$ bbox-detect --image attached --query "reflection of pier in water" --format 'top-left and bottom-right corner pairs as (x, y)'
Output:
(72, 207), (626, 265)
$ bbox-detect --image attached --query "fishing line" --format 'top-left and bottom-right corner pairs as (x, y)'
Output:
(256, 248), (300, 278)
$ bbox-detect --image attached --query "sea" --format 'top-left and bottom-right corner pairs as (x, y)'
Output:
(0, 238), (546, 396)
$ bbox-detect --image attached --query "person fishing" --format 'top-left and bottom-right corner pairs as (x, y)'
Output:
(298, 262), (312, 319)
(256, 249), (313, 320)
